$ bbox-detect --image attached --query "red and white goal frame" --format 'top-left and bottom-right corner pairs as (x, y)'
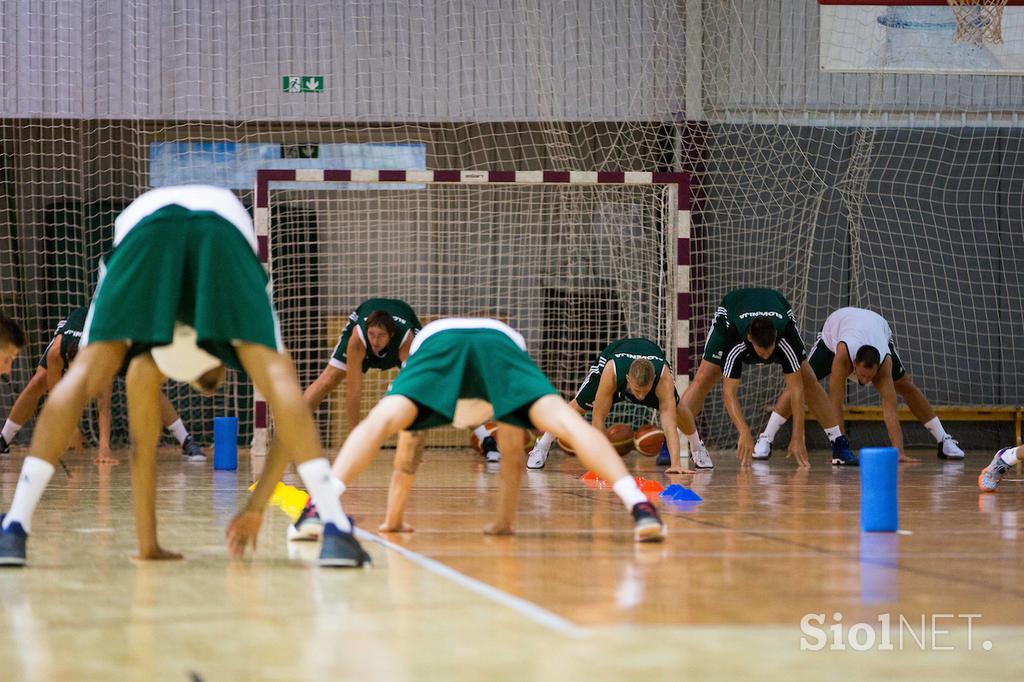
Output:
(250, 168), (693, 455)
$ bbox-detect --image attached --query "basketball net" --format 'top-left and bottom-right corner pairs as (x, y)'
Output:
(948, 0), (1010, 44)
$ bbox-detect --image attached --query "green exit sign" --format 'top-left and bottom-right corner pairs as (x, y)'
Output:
(282, 75), (325, 93)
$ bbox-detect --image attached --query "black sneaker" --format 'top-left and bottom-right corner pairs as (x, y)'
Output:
(481, 436), (500, 463)
(0, 514), (27, 567)
(181, 435), (207, 462)
(831, 435), (859, 466)
(631, 501), (667, 543)
(318, 522), (372, 568)
(0, 435), (9, 454)
(287, 499), (323, 541)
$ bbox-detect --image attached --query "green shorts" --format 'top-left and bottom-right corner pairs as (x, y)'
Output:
(807, 336), (907, 382)
(387, 328), (557, 430)
(84, 207), (282, 372)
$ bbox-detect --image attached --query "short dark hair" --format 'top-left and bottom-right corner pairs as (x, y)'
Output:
(0, 312), (26, 349)
(854, 345), (881, 368)
(366, 310), (397, 338)
(748, 317), (777, 349)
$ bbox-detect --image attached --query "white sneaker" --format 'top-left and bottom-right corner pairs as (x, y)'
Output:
(938, 435), (965, 460)
(752, 433), (772, 460)
(691, 441), (714, 469)
(286, 501), (323, 542)
(527, 444), (550, 469)
(485, 448), (501, 464)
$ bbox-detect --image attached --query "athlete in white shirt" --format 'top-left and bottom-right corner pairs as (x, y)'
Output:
(754, 307), (964, 462)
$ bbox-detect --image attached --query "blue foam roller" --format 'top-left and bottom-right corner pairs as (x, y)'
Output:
(860, 447), (898, 532)
(213, 417), (238, 471)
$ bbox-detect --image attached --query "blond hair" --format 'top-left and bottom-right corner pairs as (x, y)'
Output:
(628, 358), (656, 387)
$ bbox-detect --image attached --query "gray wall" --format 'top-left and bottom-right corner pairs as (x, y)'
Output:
(692, 124), (1024, 445)
(702, 0), (1024, 122)
(1, 1), (1022, 448)
(0, 0), (684, 121)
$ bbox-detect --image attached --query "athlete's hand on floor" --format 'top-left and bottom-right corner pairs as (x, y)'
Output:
(227, 510), (264, 557)
(787, 442), (810, 468)
(736, 430), (755, 465)
(68, 428), (84, 457)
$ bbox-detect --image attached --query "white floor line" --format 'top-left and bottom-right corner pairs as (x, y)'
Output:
(354, 528), (589, 639)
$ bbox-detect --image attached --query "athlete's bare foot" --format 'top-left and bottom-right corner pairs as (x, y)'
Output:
(133, 546), (184, 561)
(378, 521), (415, 533)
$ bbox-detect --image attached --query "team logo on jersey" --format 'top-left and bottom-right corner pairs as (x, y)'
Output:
(738, 311), (784, 320)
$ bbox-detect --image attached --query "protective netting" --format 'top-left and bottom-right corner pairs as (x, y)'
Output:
(265, 184), (673, 449)
(0, 1), (1020, 450)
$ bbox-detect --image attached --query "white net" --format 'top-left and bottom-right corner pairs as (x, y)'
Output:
(265, 182), (675, 449)
(949, 0), (1010, 44)
(0, 1), (1020, 451)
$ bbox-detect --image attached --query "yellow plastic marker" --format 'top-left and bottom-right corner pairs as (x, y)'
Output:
(247, 481), (310, 521)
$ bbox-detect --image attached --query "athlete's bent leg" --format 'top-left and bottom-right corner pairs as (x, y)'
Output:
(126, 353), (181, 560)
(682, 361), (722, 418)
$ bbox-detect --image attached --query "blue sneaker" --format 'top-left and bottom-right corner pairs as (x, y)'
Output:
(318, 521), (371, 568)
(0, 514), (27, 567)
(831, 435), (859, 466)
(656, 440), (670, 466)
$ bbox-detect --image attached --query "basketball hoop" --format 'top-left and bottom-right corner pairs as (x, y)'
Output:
(948, 0), (1009, 44)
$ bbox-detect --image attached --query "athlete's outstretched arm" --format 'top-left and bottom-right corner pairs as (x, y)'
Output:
(873, 364), (907, 461)
(344, 333), (367, 432)
(379, 431), (421, 533)
(722, 376), (753, 464)
(784, 369), (809, 468)
(656, 372), (683, 473)
(589, 365), (616, 433)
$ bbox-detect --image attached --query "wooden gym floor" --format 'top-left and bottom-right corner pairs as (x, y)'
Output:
(0, 445), (1020, 681)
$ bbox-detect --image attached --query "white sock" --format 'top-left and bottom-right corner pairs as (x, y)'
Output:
(923, 417), (947, 444)
(1000, 447), (1020, 466)
(296, 458), (351, 532)
(166, 419), (189, 445)
(684, 430), (703, 452)
(611, 475), (647, 510)
(1, 419), (22, 443)
(763, 412), (787, 441)
(824, 426), (842, 443)
(472, 425), (491, 441)
(536, 432), (555, 451)
(3, 456), (56, 534)
(331, 477), (345, 497)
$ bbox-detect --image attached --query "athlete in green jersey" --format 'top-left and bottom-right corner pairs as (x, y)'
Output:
(303, 318), (666, 566)
(0, 185), (355, 568)
(304, 298), (421, 438)
(682, 288), (857, 467)
(527, 337), (711, 472)
(0, 307), (207, 464)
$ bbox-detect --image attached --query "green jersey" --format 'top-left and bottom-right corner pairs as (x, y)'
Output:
(574, 337), (671, 410)
(703, 288), (805, 377)
(721, 288), (794, 337)
(331, 298), (422, 373)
